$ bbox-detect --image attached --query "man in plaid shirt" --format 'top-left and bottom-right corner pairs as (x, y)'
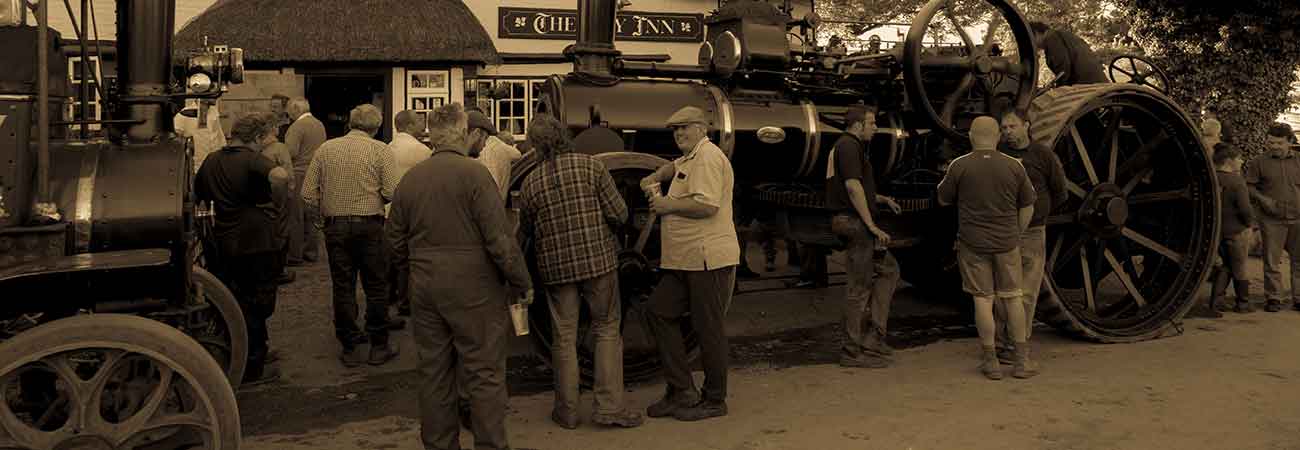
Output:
(301, 104), (401, 368)
(517, 115), (643, 429)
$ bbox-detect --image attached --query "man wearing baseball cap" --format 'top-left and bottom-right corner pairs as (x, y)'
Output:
(468, 110), (522, 199)
(639, 105), (739, 422)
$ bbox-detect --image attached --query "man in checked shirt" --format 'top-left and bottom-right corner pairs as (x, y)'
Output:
(301, 104), (402, 368)
(517, 115), (644, 430)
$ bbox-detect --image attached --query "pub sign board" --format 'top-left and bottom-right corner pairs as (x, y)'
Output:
(498, 7), (704, 43)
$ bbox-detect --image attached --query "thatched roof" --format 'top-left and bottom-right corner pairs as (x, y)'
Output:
(173, 0), (500, 65)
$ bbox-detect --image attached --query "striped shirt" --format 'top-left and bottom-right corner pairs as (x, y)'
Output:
(302, 130), (399, 217)
(518, 153), (628, 285)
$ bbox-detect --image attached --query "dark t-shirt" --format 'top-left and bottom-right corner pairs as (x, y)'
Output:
(194, 146), (279, 257)
(1001, 143), (1068, 227)
(825, 134), (877, 217)
(1043, 29), (1108, 86)
(937, 149), (1036, 253)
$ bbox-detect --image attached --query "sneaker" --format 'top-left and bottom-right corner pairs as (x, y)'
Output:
(1265, 300), (1283, 312)
(368, 342), (400, 366)
(1235, 301), (1253, 313)
(646, 388), (700, 418)
(592, 409), (644, 428)
(340, 347), (365, 368)
(550, 409), (579, 430)
(673, 400), (728, 422)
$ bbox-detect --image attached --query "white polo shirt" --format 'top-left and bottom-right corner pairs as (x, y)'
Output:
(659, 138), (740, 271)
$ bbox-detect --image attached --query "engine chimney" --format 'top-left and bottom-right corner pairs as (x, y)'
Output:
(571, 0), (620, 78)
(113, 0), (175, 143)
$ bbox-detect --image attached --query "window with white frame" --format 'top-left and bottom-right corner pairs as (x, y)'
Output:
(67, 55), (104, 131)
(406, 69), (451, 127)
(464, 78), (547, 139)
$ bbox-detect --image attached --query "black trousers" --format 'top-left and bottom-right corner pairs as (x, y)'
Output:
(211, 249), (280, 379)
(648, 266), (736, 402)
(323, 216), (392, 347)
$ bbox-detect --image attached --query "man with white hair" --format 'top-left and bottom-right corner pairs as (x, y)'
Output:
(1202, 118), (1223, 155)
(937, 116), (1038, 380)
(285, 97), (327, 264)
(302, 104), (402, 368)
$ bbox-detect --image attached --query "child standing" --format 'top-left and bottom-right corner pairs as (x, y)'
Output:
(1210, 143), (1256, 314)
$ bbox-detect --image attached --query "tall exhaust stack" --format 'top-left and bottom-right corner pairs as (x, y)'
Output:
(572, 0), (620, 78)
(114, 0), (175, 143)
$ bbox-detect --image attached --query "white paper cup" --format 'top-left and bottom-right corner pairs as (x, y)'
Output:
(510, 303), (529, 336)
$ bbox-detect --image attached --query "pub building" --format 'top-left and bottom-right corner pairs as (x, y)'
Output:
(173, 0), (500, 142)
(464, 0), (814, 139)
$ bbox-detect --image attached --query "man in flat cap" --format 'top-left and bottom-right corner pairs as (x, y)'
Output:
(467, 110), (522, 200)
(937, 116), (1037, 381)
(639, 106), (739, 422)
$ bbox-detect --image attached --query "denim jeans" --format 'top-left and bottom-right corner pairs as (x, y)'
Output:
(1259, 221), (1300, 302)
(997, 225), (1046, 346)
(323, 216), (392, 347)
(544, 270), (624, 416)
(831, 214), (901, 357)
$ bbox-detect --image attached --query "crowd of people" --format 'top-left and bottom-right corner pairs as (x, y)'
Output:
(188, 85), (1300, 449)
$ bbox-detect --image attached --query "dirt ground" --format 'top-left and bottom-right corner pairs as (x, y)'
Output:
(236, 247), (1300, 450)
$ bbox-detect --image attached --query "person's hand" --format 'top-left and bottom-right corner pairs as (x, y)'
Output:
(650, 195), (672, 216)
(868, 225), (891, 247)
(640, 177), (660, 198)
(880, 196), (902, 215)
(520, 288), (534, 306)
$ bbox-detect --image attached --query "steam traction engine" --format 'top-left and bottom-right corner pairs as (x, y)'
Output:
(0, 1), (244, 448)
(512, 0), (1218, 380)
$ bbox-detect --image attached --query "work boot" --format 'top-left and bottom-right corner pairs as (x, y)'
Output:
(995, 345), (1016, 365)
(1265, 299), (1283, 312)
(340, 346), (364, 368)
(592, 409), (644, 428)
(1235, 300), (1254, 313)
(368, 341), (400, 366)
(550, 408), (579, 430)
(240, 366), (281, 389)
(673, 400), (728, 422)
(1011, 344), (1039, 379)
(863, 331), (894, 357)
(980, 348), (1004, 380)
(646, 388), (700, 418)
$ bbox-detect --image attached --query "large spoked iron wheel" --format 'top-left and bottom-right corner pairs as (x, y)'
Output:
(182, 267), (248, 387)
(510, 153), (698, 385)
(1030, 84), (1218, 342)
(903, 0), (1039, 142)
(0, 314), (241, 450)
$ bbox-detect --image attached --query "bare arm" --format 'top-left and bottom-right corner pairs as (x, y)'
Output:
(1018, 205), (1034, 232)
(301, 156), (321, 208)
(640, 162), (675, 194)
(846, 179), (889, 243)
(651, 196), (718, 219)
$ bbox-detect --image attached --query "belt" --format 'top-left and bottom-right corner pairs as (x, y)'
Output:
(324, 215), (383, 225)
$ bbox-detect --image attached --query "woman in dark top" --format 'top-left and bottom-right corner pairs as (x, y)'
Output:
(1209, 143), (1256, 314)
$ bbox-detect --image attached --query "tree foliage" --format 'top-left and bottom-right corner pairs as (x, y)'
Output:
(1115, 0), (1300, 156)
(816, 0), (1300, 155)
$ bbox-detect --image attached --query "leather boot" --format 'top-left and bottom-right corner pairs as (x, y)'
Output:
(980, 347), (1003, 380)
(1012, 344), (1039, 379)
